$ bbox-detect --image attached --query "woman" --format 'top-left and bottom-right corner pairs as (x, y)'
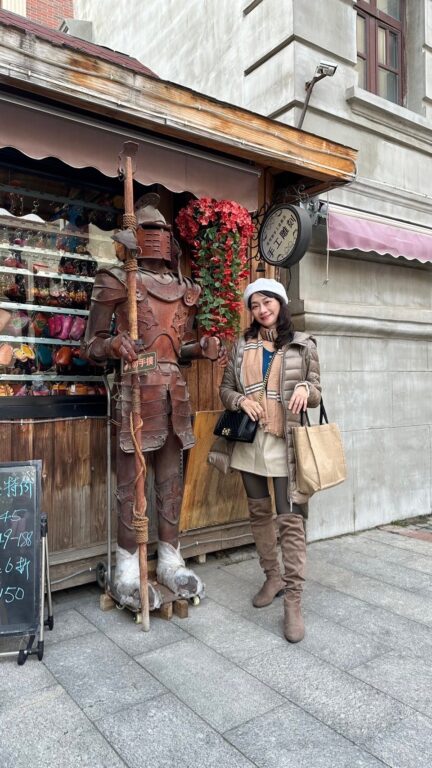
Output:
(219, 278), (321, 642)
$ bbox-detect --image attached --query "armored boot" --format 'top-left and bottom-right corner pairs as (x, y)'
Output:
(248, 496), (284, 608)
(156, 541), (205, 599)
(113, 546), (163, 612)
(277, 513), (306, 643)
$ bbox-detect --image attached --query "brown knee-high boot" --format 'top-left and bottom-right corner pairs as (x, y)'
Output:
(277, 513), (306, 642)
(248, 496), (284, 608)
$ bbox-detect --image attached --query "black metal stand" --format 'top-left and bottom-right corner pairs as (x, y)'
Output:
(16, 513), (54, 665)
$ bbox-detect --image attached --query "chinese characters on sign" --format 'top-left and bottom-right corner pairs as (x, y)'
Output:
(260, 207), (299, 264)
(122, 351), (157, 374)
(0, 474), (35, 607)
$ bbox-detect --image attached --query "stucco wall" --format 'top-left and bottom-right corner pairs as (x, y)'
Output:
(73, 0), (246, 103)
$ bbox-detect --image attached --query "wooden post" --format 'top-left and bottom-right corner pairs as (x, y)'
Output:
(119, 141), (150, 632)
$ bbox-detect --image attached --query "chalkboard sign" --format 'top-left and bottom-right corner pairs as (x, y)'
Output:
(0, 461), (41, 637)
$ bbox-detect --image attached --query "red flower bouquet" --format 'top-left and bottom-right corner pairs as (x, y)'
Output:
(176, 197), (254, 341)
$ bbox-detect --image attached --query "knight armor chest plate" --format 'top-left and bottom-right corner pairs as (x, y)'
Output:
(114, 270), (200, 361)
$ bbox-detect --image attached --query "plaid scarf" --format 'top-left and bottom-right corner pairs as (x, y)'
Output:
(241, 335), (284, 437)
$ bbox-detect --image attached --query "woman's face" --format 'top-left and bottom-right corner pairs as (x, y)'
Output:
(250, 292), (281, 329)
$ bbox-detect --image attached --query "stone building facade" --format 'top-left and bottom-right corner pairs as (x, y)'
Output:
(72, 0), (432, 540)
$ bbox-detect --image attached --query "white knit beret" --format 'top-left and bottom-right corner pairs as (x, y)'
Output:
(243, 278), (288, 308)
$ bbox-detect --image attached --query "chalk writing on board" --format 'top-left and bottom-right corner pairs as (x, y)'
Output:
(0, 463), (41, 636)
(0, 508), (32, 603)
(0, 474), (35, 499)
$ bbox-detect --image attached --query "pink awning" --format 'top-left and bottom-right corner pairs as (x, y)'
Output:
(328, 208), (432, 263)
(0, 96), (260, 211)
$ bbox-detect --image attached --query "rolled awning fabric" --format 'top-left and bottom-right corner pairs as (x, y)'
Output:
(0, 96), (260, 211)
(328, 206), (432, 263)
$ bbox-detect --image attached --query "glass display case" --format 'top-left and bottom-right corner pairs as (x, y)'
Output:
(0, 158), (123, 418)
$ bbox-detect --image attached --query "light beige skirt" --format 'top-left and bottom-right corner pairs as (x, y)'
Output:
(230, 427), (288, 477)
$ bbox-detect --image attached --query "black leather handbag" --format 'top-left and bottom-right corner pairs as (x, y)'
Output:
(214, 352), (276, 443)
(213, 409), (258, 443)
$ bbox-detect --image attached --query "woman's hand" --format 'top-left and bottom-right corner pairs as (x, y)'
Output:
(240, 397), (264, 421)
(288, 385), (308, 415)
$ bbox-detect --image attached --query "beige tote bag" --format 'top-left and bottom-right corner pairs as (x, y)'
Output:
(292, 401), (347, 496)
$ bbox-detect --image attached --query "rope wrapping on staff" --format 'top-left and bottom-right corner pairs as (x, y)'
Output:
(129, 411), (148, 545)
(123, 213), (137, 230)
(124, 258), (138, 272)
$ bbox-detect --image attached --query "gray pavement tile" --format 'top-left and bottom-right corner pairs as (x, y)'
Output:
(136, 636), (285, 732)
(0, 655), (56, 710)
(349, 536), (432, 577)
(417, 583), (432, 598)
(310, 533), (409, 556)
(363, 530), (432, 557)
(225, 701), (388, 768)
(303, 581), (376, 624)
(44, 607), (98, 646)
(171, 597), (287, 662)
(223, 556), (265, 586)
(249, 604), (391, 670)
(241, 646), (412, 744)
(340, 601), (432, 660)
(97, 693), (256, 768)
(316, 534), (432, 574)
(306, 558), (432, 625)
(361, 712), (432, 768)
(0, 684), (126, 768)
(203, 564), (265, 614)
(77, 597), (189, 656)
(52, 583), (101, 612)
(308, 546), (432, 592)
(350, 651), (432, 718)
(43, 632), (166, 720)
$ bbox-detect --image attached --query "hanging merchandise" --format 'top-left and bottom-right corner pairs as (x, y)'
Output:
(0, 157), (123, 416)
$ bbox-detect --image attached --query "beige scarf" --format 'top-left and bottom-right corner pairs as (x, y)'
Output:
(241, 335), (284, 437)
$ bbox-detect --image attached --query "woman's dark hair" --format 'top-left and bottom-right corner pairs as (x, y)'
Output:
(244, 290), (294, 349)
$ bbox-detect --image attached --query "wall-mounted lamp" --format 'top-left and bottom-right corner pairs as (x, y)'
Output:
(297, 61), (338, 130)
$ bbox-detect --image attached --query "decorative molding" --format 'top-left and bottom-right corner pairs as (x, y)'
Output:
(245, 35), (355, 77)
(346, 86), (432, 154)
(291, 300), (432, 341)
(346, 177), (432, 219)
(243, 0), (264, 15)
(268, 99), (299, 120)
(244, 35), (294, 76)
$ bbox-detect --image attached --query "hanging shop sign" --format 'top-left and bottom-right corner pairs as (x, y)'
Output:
(258, 204), (312, 268)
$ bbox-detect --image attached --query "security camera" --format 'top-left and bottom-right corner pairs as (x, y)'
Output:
(316, 61), (338, 77)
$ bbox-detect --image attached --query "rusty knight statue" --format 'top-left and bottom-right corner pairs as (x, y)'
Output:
(84, 193), (224, 610)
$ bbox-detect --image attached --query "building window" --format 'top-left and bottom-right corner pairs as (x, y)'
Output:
(355, 0), (405, 105)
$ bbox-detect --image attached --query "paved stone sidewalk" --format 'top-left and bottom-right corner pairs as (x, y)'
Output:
(2, 526), (432, 768)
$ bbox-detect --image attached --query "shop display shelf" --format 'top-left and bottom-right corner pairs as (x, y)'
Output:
(0, 301), (89, 316)
(0, 336), (81, 346)
(0, 265), (95, 283)
(0, 374), (104, 381)
(0, 243), (116, 265)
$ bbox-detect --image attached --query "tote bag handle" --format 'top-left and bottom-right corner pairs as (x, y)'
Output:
(300, 398), (329, 427)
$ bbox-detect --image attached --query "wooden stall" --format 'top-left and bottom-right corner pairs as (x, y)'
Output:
(0, 10), (357, 587)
